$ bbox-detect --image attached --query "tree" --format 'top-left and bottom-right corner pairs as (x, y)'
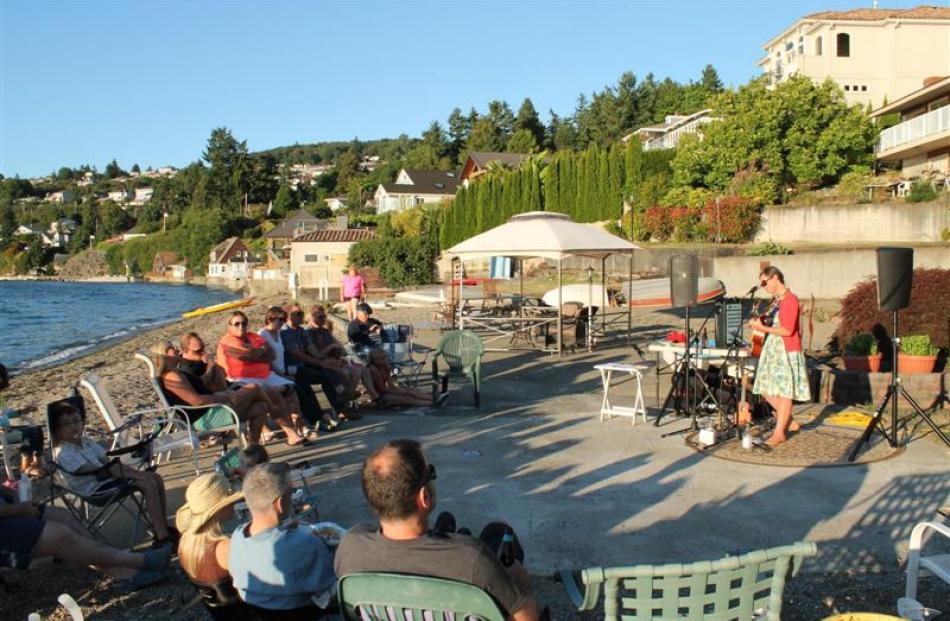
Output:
(624, 136), (643, 201)
(0, 198), (15, 243)
(131, 163), (141, 174)
(100, 201), (132, 236)
(104, 159), (126, 179)
(549, 111), (578, 152)
(506, 128), (539, 154)
(514, 98), (545, 149)
(23, 236), (48, 272)
(202, 127), (251, 211)
(272, 185), (297, 219)
(447, 107), (470, 162)
(467, 117), (504, 152)
(487, 100), (515, 141)
(421, 121), (449, 159)
(335, 149), (362, 192)
(700, 64), (724, 93)
(247, 154), (279, 204)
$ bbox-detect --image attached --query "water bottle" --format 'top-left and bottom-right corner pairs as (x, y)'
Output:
(18, 471), (32, 503)
(741, 426), (753, 450)
(498, 526), (516, 567)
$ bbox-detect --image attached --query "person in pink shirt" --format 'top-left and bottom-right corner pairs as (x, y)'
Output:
(340, 266), (366, 321)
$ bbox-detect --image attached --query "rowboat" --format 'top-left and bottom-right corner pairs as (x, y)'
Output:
(182, 297), (254, 319)
(541, 277), (725, 309)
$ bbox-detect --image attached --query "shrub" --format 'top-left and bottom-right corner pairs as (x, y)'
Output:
(348, 236), (438, 288)
(659, 187), (712, 209)
(901, 334), (938, 356)
(833, 268), (950, 351)
(747, 241), (792, 256)
(906, 181), (937, 203)
(942, 227), (950, 241)
(669, 206), (703, 242)
(844, 333), (878, 356)
(836, 169), (874, 203)
(726, 165), (778, 205)
(642, 205), (673, 241)
(702, 196), (761, 243)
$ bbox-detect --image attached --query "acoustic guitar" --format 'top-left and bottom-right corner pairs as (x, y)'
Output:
(750, 299), (778, 358)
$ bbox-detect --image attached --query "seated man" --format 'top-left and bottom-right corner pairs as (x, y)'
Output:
(229, 462), (336, 620)
(334, 439), (542, 621)
(346, 303), (383, 353)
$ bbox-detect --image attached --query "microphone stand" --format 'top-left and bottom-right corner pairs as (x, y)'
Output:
(713, 286), (760, 441)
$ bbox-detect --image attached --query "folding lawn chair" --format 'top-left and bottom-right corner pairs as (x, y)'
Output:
(381, 324), (428, 387)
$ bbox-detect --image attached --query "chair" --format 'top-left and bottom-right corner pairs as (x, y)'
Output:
(381, 324), (427, 386)
(80, 372), (202, 475)
(559, 541), (817, 621)
(431, 330), (485, 408)
(44, 397), (155, 548)
(338, 572), (506, 621)
(902, 521), (949, 611)
(134, 351), (245, 451)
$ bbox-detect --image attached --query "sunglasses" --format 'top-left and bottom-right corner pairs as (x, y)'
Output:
(230, 321), (248, 327)
(291, 311), (304, 317)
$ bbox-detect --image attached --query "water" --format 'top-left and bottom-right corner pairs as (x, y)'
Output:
(0, 281), (237, 371)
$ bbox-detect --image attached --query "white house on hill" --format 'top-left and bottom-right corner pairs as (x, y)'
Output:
(374, 168), (460, 214)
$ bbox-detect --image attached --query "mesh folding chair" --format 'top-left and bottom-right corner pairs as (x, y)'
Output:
(381, 324), (427, 387)
(44, 396), (155, 548)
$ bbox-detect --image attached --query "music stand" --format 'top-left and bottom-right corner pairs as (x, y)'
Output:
(848, 310), (950, 461)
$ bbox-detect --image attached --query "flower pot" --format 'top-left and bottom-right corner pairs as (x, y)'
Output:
(843, 354), (882, 373)
(897, 353), (936, 375)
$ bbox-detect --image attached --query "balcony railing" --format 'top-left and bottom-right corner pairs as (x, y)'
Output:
(645, 116), (717, 151)
(877, 105), (950, 153)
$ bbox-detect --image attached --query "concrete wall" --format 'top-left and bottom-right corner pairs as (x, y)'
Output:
(713, 246), (950, 299)
(756, 201), (949, 243)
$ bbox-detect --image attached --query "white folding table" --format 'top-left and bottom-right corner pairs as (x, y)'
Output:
(593, 362), (655, 425)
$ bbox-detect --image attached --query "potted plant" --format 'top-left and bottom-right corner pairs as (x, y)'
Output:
(842, 333), (881, 372)
(898, 334), (938, 375)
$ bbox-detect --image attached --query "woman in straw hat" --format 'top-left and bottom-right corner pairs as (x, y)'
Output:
(176, 473), (256, 621)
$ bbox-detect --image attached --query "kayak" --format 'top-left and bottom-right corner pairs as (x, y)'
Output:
(182, 297), (254, 319)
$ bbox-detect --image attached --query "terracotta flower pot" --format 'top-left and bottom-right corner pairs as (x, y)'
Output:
(897, 353), (936, 375)
(843, 354), (882, 373)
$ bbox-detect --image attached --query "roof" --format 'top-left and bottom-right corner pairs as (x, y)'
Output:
(209, 236), (241, 260)
(264, 209), (325, 239)
(466, 152), (531, 169)
(628, 109), (715, 138)
(154, 251), (179, 264)
(871, 76), (950, 116)
(446, 211), (639, 260)
(397, 169), (461, 194)
(292, 229), (377, 243)
(803, 6), (950, 21)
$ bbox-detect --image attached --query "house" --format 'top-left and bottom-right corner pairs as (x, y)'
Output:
(132, 187), (154, 205)
(107, 189), (132, 203)
(622, 109), (719, 151)
(47, 218), (77, 248)
(14, 224), (47, 242)
(168, 263), (191, 282)
(290, 228), (376, 290)
(262, 209), (327, 265)
(46, 190), (76, 204)
(324, 196), (348, 212)
(459, 152), (530, 184)
(871, 76), (950, 177)
(373, 168), (460, 214)
(152, 251), (181, 278)
(758, 6), (950, 107)
(207, 236), (260, 281)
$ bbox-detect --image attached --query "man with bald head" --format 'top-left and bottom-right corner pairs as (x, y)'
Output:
(334, 439), (542, 621)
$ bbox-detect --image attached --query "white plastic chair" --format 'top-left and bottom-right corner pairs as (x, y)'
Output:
(902, 521), (949, 617)
(79, 372), (201, 474)
(134, 351), (246, 450)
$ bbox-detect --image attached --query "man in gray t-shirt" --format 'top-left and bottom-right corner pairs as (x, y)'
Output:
(334, 439), (540, 620)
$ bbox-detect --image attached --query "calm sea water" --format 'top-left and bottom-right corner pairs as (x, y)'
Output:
(0, 281), (236, 371)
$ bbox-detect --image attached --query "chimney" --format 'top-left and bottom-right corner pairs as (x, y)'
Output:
(335, 215), (349, 230)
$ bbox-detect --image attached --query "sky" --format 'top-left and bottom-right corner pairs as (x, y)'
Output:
(0, 0), (924, 178)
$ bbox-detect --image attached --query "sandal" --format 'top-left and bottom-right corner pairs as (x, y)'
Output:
(287, 437), (314, 448)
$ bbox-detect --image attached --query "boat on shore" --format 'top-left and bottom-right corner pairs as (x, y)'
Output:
(182, 297), (253, 318)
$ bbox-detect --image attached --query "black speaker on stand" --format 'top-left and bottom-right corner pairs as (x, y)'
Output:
(657, 254), (700, 433)
(849, 247), (950, 460)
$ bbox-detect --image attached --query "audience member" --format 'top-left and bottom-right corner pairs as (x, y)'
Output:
(1, 486), (170, 590)
(335, 439), (542, 621)
(48, 400), (174, 546)
(0, 362), (46, 477)
(149, 341), (277, 445)
(366, 350), (434, 408)
(259, 306), (314, 441)
(346, 303), (382, 352)
(229, 463), (336, 620)
(178, 332), (230, 392)
(340, 266), (365, 321)
(305, 304), (377, 401)
(176, 473), (257, 621)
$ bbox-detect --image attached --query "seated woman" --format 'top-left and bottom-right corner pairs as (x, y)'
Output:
(1, 487), (170, 591)
(0, 362), (46, 478)
(176, 472), (258, 621)
(306, 304), (378, 401)
(366, 349), (434, 408)
(49, 400), (174, 546)
(258, 307), (316, 441)
(179, 332), (229, 393)
(150, 342), (300, 447)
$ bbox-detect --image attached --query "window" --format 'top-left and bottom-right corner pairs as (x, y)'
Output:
(836, 33), (850, 57)
(798, 36), (804, 54)
(815, 37), (822, 55)
(861, 85), (867, 92)
(844, 85), (850, 91)
(304, 254), (319, 263)
(785, 41), (794, 51)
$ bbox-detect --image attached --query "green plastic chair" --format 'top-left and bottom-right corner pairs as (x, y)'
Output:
(431, 330), (485, 408)
(559, 541), (817, 621)
(338, 572), (506, 621)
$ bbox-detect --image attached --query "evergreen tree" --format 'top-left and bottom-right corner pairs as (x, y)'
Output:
(487, 100), (515, 141)
(467, 117), (505, 152)
(624, 136), (643, 202)
(700, 64), (724, 93)
(104, 158), (126, 179)
(0, 198), (15, 243)
(447, 107), (469, 162)
(616, 72), (638, 135)
(335, 149), (362, 192)
(514, 98), (545, 149)
(506, 128), (539, 154)
(607, 145), (624, 220)
(131, 163), (141, 174)
(542, 157), (560, 213)
(421, 121), (449, 158)
(202, 127), (250, 211)
(273, 185), (297, 218)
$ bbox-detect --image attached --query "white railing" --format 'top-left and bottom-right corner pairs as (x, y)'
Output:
(645, 116), (717, 151)
(877, 105), (950, 153)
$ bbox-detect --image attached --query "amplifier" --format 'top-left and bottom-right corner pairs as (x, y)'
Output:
(716, 298), (745, 347)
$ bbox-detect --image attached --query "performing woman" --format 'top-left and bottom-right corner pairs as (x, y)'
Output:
(748, 266), (811, 446)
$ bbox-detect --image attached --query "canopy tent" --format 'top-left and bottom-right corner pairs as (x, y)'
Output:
(445, 212), (640, 355)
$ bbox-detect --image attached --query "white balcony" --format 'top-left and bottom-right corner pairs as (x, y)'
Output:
(876, 106), (950, 156)
(644, 116), (717, 151)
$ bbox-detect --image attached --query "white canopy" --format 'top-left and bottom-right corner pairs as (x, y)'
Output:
(446, 211), (639, 260)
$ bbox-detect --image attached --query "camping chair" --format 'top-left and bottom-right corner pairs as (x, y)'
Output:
(431, 330), (485, 408)
(44, 397), (155, 548)
(338, 573), (506, 621)
(899, 521), (950, 618)
(80, 372), (202, 475)
(558, 541), (817, 621)
(134, 351), (245, 452)
(381, 324), (427, 387)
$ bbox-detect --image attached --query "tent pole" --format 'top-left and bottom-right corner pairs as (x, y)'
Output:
(627, 252), (633, 344)
(458, 258), (464, 331)
(557, 259), (563, 357)
(519, 258), (524, 299)
(601, 255), (607, 337)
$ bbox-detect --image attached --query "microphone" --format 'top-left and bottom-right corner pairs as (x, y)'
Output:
(746, 286), (758, 296)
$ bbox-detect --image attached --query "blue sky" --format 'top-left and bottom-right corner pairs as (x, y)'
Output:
(0, 0), (922, 178)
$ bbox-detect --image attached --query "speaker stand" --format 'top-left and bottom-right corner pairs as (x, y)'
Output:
(849, 311), (950, 462)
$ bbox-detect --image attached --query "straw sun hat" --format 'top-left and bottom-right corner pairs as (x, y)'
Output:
(175, 473), (243, 534)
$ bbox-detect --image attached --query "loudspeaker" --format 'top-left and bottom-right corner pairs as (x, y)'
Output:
(876, 247), (913, 311)
(716, 298), (745, 346)
(670, 254), (699, 307)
